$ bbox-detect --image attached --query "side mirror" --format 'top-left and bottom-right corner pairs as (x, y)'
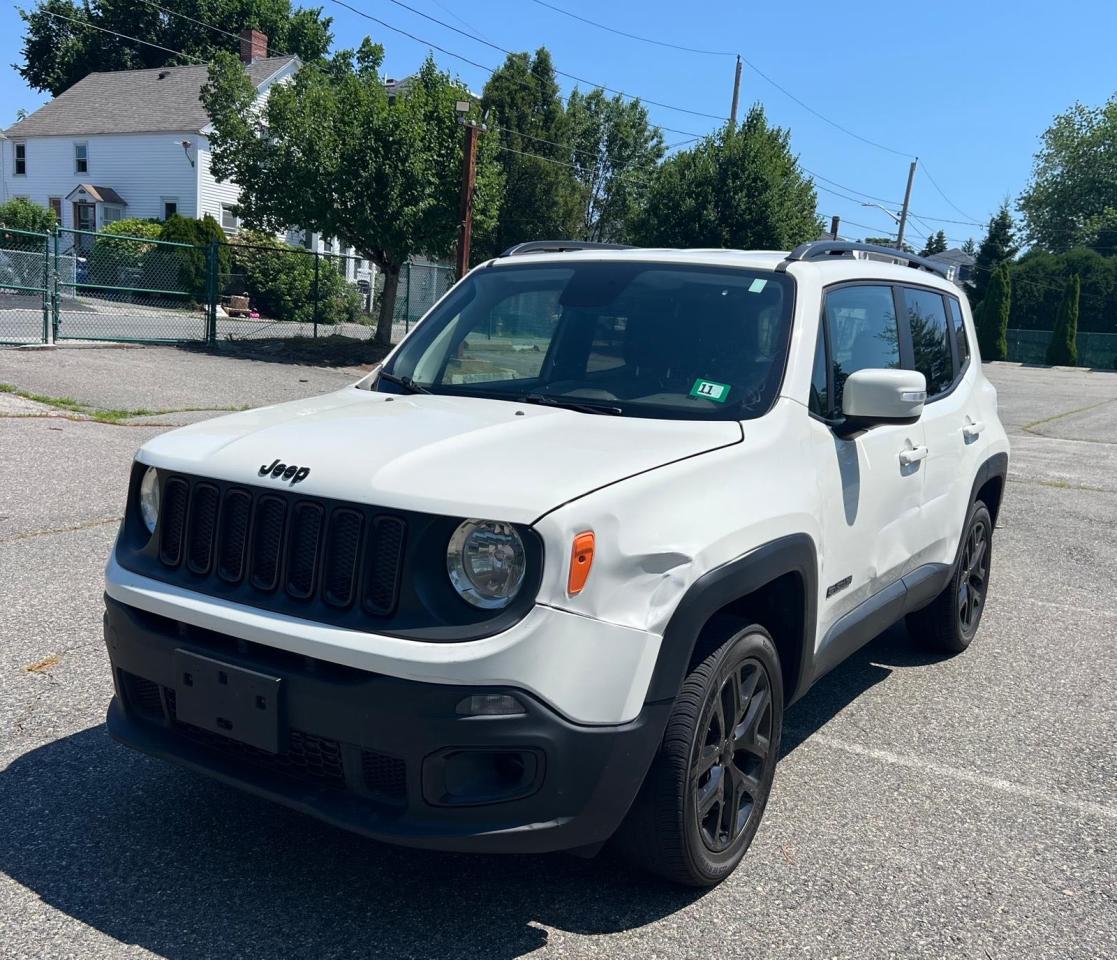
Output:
(837, 368), (926, 436)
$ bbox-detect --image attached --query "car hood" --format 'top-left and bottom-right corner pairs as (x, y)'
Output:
(137, 388), (742, 523)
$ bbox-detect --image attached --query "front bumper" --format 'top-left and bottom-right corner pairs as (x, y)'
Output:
(104, 596), (669, 854)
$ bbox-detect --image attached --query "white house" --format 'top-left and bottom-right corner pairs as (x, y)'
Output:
(1, 31), (300, 239)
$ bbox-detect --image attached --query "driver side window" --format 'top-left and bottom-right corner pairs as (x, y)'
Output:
(822, 285), (901, 415)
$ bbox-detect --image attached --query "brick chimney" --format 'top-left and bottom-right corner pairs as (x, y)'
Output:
(239, 28), (268, 64)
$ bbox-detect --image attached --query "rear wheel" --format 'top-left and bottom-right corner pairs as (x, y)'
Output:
(907, 500), (993, 654)
(615, 624), (783, 886)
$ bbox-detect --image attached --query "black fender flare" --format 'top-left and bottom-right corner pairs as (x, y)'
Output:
(970, 451), (1009, 523)
(643, 533), (818, 707)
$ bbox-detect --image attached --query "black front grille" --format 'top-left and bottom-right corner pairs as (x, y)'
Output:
(156, 475), (407, 616)
(164, 688), (347, 787)
(159, 478), (189, 566)
(362, 750), (407, 800)
(217, 489), (252, 582)
(186, 483), (219, 574)
(121, 671), (164, 720)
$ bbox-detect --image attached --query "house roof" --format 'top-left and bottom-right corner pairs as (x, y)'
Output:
(927, 247), (976, 267)
(66, 184), (127, 204)
(3, 56), (297, 138)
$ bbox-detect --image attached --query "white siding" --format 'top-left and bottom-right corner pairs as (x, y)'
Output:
(2, 133), (199, 229)
(195, 136), (240, 226)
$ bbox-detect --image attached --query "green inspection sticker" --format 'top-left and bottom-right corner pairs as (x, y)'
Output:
(689, 378), (731, 403)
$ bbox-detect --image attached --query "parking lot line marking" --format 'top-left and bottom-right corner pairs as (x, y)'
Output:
(807, 734), (1117, 822)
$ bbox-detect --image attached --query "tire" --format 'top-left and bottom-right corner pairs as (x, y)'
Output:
(615, 623), (783, 887)
(906, 500), (993, 655)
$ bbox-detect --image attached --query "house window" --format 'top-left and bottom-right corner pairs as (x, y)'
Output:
(74, 143), (88, 174)
(14, 142), (26, 175)
(220, 204), (239, 232)
(163, 199), (178, 220)
(48, 197), (62, 221)
(102, 205), (124, 225)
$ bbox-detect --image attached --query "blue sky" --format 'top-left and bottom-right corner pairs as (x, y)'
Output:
(3, 0), (1116, 247)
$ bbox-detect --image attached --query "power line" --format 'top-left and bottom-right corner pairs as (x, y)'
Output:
(136, 0), (242, 44)
(40, 9), (205, 62)
(370, 0), (726, 120)
(919, 159), (982, 225)
(527, 0), (736, 57)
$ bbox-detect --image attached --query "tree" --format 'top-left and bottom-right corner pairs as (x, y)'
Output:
(0, 197), (56, 233)
(972, 201), (1019, 306)
(477, 49), (581, 258)
(565, 88), (665, 242)
(1019, 94), (1117, 252)
(1046, 274), (1080, 366)
(975, 262), (1011, 361)
(18, 0), (332, 97)
(202, 43), (501, 344)
(919, 230), (948, 256)
(633, 107), (820, 249)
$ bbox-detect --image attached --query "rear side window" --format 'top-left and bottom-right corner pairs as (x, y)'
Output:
(947, 296), (969, 364)
(823, 285), (900, 414)
(903, 287), (953, 397)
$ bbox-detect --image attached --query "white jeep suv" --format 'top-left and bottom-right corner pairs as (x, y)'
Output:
(104, 240), (1009, 886)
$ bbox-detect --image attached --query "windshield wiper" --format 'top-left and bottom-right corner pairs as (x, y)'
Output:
(377, 370), (432, 394)
(516, 393), (622, 416)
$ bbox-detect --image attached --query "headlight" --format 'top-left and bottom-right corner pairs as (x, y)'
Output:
(447, 519), (526, 609)
(139, 466), (160, 534)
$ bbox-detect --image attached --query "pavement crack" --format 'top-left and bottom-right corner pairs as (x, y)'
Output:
(0, 515), (121, 544)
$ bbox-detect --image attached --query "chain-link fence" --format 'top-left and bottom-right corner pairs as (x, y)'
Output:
(214, 240), (376, 340)
(53, 227), (208, 342)
(0, 227), (51, 344)
(1007, 328), (1117, 369)
(0, 224), (457, 346)
(393, 260), (456, 334)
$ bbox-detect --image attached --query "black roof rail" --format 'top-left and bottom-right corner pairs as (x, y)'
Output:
(499, 240), (634, 257)
(777, 240), (953, 279)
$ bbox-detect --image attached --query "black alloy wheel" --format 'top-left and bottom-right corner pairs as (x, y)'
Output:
(614, 624), (783, 887)
(693, 658), (772, 853)
(957, 515), (989, 638)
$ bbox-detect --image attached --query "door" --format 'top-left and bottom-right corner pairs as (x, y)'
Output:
(73, 202), (94, 232)
(807, 282), (928, 640)
(903, 287), (977, 567)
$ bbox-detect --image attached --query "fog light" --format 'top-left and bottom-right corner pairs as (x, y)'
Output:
(455, 693), (526, 717)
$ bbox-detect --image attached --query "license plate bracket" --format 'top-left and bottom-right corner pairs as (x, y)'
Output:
(173, 649), (281, 753)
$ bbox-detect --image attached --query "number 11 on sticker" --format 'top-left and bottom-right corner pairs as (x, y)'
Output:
(689, 378), (730, 403)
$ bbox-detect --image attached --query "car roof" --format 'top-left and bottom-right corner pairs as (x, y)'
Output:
(484, 247), (961, 295)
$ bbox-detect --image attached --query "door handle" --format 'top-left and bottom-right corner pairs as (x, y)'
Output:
(899, 446), (929, 466)
(963, 420), (986, 440)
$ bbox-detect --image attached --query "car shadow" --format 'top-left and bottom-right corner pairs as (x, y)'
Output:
(0, 622), (941, 959)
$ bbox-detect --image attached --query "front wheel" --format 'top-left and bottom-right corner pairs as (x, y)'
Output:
(615, 624), (783, 886)
(907, 500), (993, 654)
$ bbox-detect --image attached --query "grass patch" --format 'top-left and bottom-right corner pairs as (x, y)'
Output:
(0, 383), (245, 423)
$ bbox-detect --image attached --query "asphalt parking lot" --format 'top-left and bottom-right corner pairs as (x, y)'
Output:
(1, 348), (1114, 959)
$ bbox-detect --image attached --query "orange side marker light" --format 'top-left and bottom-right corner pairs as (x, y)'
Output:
(568, 531), (596, 596)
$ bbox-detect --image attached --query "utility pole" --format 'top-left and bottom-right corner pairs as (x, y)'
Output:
(895, 158), (917, 251)
(729, 55), (742, 130)
(830, 215), (841, 240)
(455, 118), (480, 278)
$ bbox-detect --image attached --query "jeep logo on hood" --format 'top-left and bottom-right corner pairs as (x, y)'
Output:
(259, 458), (310, 485)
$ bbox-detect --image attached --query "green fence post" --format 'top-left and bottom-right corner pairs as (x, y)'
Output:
(51, 226), (60, 343)
(404, 262), (411, 334)
(313, 252), (320, 339)
(40, 230), (51, 344)
(206, 241), (218, 345)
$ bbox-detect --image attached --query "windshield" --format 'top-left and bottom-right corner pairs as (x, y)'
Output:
(380, 260), (796, 420)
